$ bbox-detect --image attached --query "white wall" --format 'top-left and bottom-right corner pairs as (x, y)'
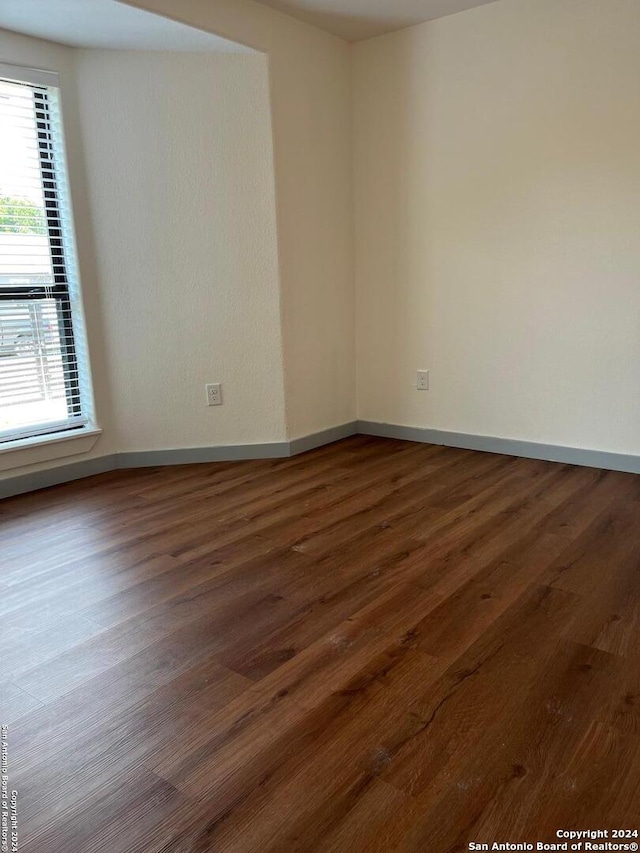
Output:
(75, 48), (286, 451)
(354, 0), (640, 455)
(121, 0), (356, 439)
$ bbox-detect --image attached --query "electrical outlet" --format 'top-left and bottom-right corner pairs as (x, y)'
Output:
(417, 370), (429, 391)
(206, 383), (222, 406)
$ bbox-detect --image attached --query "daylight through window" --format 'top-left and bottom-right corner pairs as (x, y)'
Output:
(0, 64), (93, 444)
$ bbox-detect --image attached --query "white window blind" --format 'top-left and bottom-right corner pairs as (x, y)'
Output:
(0, 64), (94, 444)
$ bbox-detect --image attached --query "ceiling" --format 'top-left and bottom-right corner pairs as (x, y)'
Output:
(253, 0), (501, 41)
(0, 0), (251, 52)
(0, 0), (503, 50)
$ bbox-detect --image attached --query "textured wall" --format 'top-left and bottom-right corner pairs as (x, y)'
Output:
(121, 0), (356, 440)
(75, 48), (286, 451)
(354, 0), (640, 454)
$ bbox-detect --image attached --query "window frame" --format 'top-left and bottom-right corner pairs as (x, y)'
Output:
(0, 61), (97, 451)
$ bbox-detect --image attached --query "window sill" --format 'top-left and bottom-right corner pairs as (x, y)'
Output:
(0, 426), (103, 473)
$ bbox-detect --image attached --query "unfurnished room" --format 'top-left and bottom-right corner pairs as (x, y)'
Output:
(0, 0), (639, 850)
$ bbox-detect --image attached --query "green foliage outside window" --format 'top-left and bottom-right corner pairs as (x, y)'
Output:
(0, 196), (46, 234)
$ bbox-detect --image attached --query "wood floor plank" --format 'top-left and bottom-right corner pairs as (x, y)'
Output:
(19, 768), (187, 853)
(0, 682), (43, 725)
(9, 642), (250, 786)
(379, 584), (582, 797)
(2, 612), (104, 680)
(13, 661), (249, 843)
(378, 641), (640, 852)
(12, 582), (291, 702)
(2, 437), (639, 852)
(153, 640), (441, 852)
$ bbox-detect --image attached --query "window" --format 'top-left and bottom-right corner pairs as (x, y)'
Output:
(0, 63), (94, 445)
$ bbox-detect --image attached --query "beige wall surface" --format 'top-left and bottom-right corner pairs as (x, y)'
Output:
(354, 0), (640, 454)
(75, 48), (286, 451)
(120, 0), (357, 440)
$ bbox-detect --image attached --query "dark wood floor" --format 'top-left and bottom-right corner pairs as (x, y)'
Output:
(2, 436), (640, 852)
